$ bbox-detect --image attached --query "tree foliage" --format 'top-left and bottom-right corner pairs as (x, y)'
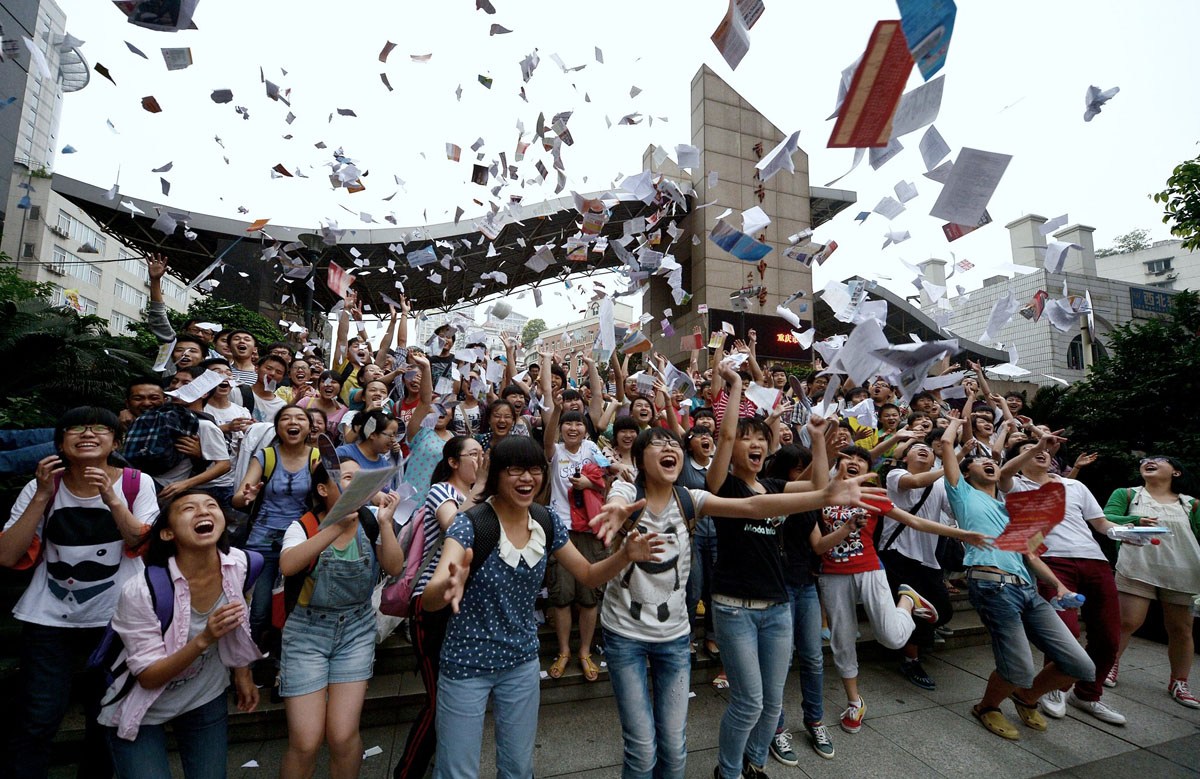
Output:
(0, 298), (152, 428)
(1095, 228), (1152, 258)
(1033, 290), (1200, 495)
(0, 261), (53, 303)
(1154, 155), (1200, 252)
(521, 317), (547, 347)
(121, 295), (284, 354)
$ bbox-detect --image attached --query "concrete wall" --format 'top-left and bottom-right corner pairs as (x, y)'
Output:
(1096, 239), (1200, 293)
(645, 65), (815, 363)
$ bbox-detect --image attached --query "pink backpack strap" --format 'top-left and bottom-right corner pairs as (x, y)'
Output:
(121, 468), (141, 511)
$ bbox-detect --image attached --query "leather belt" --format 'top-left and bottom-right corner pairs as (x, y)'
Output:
(712, 593), (778, 610)
(966, 568), (1025, 585)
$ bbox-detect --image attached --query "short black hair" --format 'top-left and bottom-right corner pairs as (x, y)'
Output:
(613, 415), (640, 435)
(501, 384), (528, 399)
(691, 406), (715, 422)
(631, 427), (683, 486)
(257, 354), (289, 372)
(560, 389), (582, 404)
(55, 406), (123, 449)
(879, 403), (901, 415)
(198, 357), (230, 370)
(839, 445), (873, 468)
(172, 334), (207, 353)
(127, 376), (164, 395)
(481, 436), (547, 499)
(559, 410), (586, 427)
(766, 444), (812, 480)
(912, 391), (935, 405)
(225, 328), (255, 343)
(735, 417), (773, 445)
(266, 341), (292, 355)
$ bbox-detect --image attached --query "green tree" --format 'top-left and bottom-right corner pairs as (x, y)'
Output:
(0, 260), (53, 302)
(0, 298), (151, 428)
(1033, 290), (1200, 495)
(122, 295), (284, 353)
(1155, 155), (1200, 252)
(521, 317), (547, 348)
(1095, 228), (1152, 258)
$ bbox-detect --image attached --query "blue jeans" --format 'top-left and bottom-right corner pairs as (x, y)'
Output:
(434, 658), (540, 779)
(713, 600), (792, 777)
(968, 578), (1096, 688)
(0, 428), (55, 475)
(106, 693), (228, 779)
(246, 535), (283, 646)
(777, 582), (824, 729)
(8, 623), (111, 779)
(604, 629), (692, 779)
(686, 528), (718, 635)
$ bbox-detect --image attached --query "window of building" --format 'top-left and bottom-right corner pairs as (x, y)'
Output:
(113, 279), (147, 310)
(23, 243), (36, 258)
(1145, 257), (1174, 274)
(162, 278), (187, 305)
(1148, 279), (1176, 290)
(1067, 335), (1108, 370)
(119, 255), (149, 283)
(109, 310), (136, 336)
(55, 209), (107, 254)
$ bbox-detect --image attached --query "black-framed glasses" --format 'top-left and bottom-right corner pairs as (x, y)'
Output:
(64, 424), (114, 436)
(505, 465), (545, 477)
(646, 439), (684, 451)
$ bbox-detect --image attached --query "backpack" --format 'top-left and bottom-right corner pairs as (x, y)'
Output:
(230, 445), (320, 548)
(273, 507), (379, 628)
(629, 485), (698, 533)
(466, 501), (555, 580)
(89, 549), (264, 707)
(379, 504), (435, 618)
(123, 405), (200, 476)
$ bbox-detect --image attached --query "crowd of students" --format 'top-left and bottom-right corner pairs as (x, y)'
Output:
(2, 263), (1198, 779)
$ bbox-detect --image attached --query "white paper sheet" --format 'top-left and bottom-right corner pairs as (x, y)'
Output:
(1039, 214), (1068, 235)
(929, 148), (1012, 226)
(978, 290), (1020, 345)
(873, 196), (906, 220)
(889, 75), (945, 138)
(741, 206), (771, 235)
(744, 382), (781, 412)
(754, 130), (801, 183)
(1043, 240), (1081, 274)
(894, 180), (919, 203)
(322, 465), (402, 529)
(919, 125), (951, 171)
(869, 138), (904, 170)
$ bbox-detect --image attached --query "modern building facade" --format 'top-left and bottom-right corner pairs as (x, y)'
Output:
(0, 0), (198, 331)
(1096, 238), (1200, 293)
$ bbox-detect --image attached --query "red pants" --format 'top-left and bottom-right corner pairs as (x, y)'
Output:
(1036, 557), (1120, 702)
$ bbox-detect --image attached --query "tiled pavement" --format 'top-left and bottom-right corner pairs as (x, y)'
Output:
(51, 636), (1198, 778)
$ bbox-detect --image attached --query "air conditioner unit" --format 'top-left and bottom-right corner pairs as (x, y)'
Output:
(45, 263), (65, 276)
(47, 224), (69, 238)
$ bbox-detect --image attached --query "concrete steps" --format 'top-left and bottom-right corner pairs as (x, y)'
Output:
(41, 589), (990, 754)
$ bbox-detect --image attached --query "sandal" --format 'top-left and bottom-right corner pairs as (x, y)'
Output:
(704, 639), (720, 658)
(547, 654), (570, 679)
(1009, 694), (1048, 731)
(580, 654), (600, 682)
(972, 705), (1020, 740)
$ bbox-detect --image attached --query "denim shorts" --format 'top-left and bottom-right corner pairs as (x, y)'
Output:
(279, 603), (376, 697)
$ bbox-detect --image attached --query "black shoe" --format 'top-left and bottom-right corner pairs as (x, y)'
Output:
(900, 659), (936, 690)
(742, 755), (770, 778)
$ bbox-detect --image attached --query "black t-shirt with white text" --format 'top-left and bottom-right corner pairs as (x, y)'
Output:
(712, 475), (788, 602)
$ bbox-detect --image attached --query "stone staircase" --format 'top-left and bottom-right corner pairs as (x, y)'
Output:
(17, 587), (990, 758)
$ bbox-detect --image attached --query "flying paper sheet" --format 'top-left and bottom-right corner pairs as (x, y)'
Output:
(979, 290), (1019, 345)
(828, 21), (914, 148)
(675, 144), (700, 170)
(741, 206), (771, 235)
(744, 382), (781, 412)
(919, 125), (950, 171)
(1083, 85), (1119, 122)
(326, 262), (354, 297)
(755, 130), (801, 183)
(1044, 240), (1082, 274)
(929, 148), (1012, 226)
(825, 317), (891, 385)
(873, 339), (958, 402)
(894, 180), (919, 203)
(869, 138), (903, 170)
(1039, 214), (1068, 235)
(942, 210), (992, 242)
(321, 465), (402, 530)
(873, 196), (906, 220)
(165, 369), (224, 404)
(710, 0), (765, 71)
(710, 219), (772, 262)
(114, 0), (199, 32)
(897, 0), (956, 80)
(844, 397), (878, 429)
(889, 75), (944, 138)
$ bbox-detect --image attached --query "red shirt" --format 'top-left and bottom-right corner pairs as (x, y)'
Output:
(712, 389), (758, 423)
(820, 505), (884, 575)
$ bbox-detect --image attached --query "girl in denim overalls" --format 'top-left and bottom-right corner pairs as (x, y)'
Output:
(277, 458), (405, 779)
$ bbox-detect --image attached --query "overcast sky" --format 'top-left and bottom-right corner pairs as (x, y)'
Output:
(53, 0), (1200, 329)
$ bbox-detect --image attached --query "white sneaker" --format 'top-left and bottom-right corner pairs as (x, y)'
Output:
(1067, 691), (1127, 725)
(1039, 689), (1067, 719)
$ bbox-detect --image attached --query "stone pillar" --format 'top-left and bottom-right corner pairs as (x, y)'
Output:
(1005, 214), (1048, 267)
(1053, 224), (1097, 276)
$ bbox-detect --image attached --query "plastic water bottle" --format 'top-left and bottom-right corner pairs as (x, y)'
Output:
(1050, 592), (1086, 611)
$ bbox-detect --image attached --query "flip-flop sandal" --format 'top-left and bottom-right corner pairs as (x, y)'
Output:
(547, 654), (570, 679)
(972, 705), (1020, 740)
(1009, 694), (1048, 731)
(580, 654), (600, 682)
(704, 639), (721, 658)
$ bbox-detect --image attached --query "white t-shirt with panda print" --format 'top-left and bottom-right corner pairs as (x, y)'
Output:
(600, 481), (707, 643)
(6, 472), (159, 628)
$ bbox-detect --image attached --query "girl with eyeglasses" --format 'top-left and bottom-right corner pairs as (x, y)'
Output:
(586, 420), (889, 779)
(2, 407), (160, 778)
(475, 399), (518, 453)
(421, 436), (662, 778)
(393, 436), (486, 779)
(1104, 455), (1200, 708)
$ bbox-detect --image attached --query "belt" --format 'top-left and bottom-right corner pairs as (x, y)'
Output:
(966, 568), (1026, 585)
(712, 593), (779, 610)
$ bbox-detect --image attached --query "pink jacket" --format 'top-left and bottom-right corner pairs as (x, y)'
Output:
(107, 548), (262, 740)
